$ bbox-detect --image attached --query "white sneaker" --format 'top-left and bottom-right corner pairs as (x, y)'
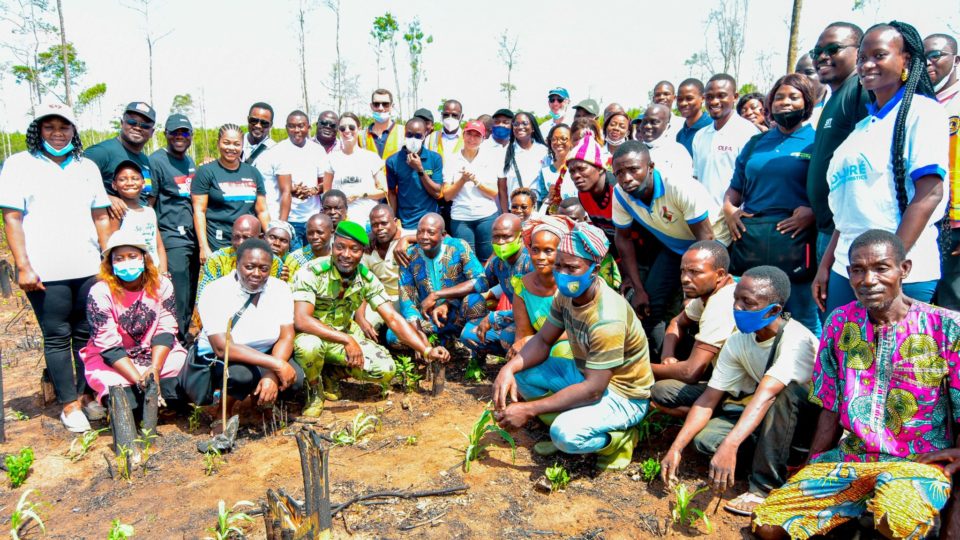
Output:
(83, 399), (107, 420)
(60, 408), (92, 433)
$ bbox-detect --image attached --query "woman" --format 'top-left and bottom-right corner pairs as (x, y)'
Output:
(722, 73), (821, 336)
(534, 124), (577, 214)
(603, 111), (631, 155)
(0, 102), (112, 432)
(80, 229), (185, 413)
(191, 124), (270, 262)
(498, 111), (548, 211)
(815, 21), (948, 313)
(737, 92), (769, 132)
(325, 113), (386, 227)
(188, 238), (303, 413)
(444, 120), (500, 262)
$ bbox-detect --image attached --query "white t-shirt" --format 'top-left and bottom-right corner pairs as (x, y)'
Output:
(500, 142), (549, 196)
(684, 281), (737, 350)
(707, 318), (818, 397)
(242, 135), (275, 165)
(328, 147), (385, 226)
(258, 139), (332, 223)
(667, 114), (685, 137)
(0, 152), (110, 282)
(196, 272), (293, 356)
(445, 149), (500, 221)
(827, 92), (948, 283)
(647, 135), (695, 180)
(691, 114), (761, 204)
(118, 205), (160, 264)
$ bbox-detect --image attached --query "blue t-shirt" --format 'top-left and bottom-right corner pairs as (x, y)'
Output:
(386, 148), (444, 230)
(729, 125), (815, 217)
(675, 113), (713, 157)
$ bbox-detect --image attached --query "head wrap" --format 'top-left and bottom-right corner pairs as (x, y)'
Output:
(566, 130), (605, 170)
(557, 222), (609, 264)
(521, 215), (576, 249)
(335, 220), (369, 247)
(267, 220), (295, 240)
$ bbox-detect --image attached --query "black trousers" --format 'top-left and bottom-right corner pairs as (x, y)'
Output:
(165, 244), (200, 342)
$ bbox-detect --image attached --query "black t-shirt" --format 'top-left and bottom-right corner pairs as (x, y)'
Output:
(150, 148), (196, 249)
(806, 75), (869, 235)
(85, 137), (154, 200)
(190, 160), (265, 251)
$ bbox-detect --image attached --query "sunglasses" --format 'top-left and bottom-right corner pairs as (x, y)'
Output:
(167, 129), (192, 138)
(548, 96), (565, 103)
(338, 125), (357, 132)
(318, 120), (337, 129)
(926, 50), (953, 61)
(371, 101), (391, 110)
(808, 43), (853, 60)
(123, 116), (155, 130)
(248, 117), (271, 127)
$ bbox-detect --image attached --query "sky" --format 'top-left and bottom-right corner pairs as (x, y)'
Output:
(0, 0), (958, 132)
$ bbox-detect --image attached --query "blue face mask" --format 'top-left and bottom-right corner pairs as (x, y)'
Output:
(113, 259), (145, 282)
(371, 110), (391, 124)
(554, 264), (596, 298)
(733, 304), (780, 334)
(491, 125), (511, 141)
(43, 140), (74, 157)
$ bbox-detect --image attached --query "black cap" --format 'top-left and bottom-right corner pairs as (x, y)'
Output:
(493, 108), (515, 119)
(413, 108), (434, 123)
(124, 101), (156, 123)
(114, 159), (143, 176)
(164, 113), (192, 131)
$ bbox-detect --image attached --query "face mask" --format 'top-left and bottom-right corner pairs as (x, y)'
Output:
(442, 117), (460, 132)
(372, 110), (392, 124)
(554, 264), (596, 298)
(492, 125), (511, 141)
(733, 304), (780, 334)
(113, 259), (145, 282)
(935, 65), (957, 92)
(771, 109), (805, 130)
(236, 272), (266, 295)
(606, 133), (625, 146)
(43, 140), (74, 157)
(493, 235), (523, 261)
(550, 110), (562, 121)
(405, 137), (423, 154)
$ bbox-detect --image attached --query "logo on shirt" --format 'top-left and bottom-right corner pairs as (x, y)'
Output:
(221, 179), (258, 201)
(716, 145), (734, 152)
(660, 206), (675, 222)
(829, 154), (871, 191)
(950, 116), (960, 136)
(340, 175), (361, 185)
(823, 118), (833, 129)
(791, 152), (812, 161)
(174, 174), (194, 197)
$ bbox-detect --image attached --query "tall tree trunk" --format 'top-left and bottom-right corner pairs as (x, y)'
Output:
(56, 0), (71, 106)
(786, 0), (803, 73)
(333, 1), (342, 113)
(390, 44), (403, 120)
(147, 37), (154, 106)
(299, 10), (309, 116)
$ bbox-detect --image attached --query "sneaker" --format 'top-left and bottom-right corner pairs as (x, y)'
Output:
(83, 399), (107, 420)
(60, 408), (92, 433)
(724, 491), (766, 516)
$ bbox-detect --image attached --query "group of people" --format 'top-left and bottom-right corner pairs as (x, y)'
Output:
(4, 16), (960, 539)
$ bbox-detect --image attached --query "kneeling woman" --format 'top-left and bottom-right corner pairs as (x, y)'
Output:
(81, 230), (186, 412)
(190, 238), (303, 412)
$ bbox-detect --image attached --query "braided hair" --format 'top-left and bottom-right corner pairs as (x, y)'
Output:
(503, 111), (546, 176)
(218, 123), (243, 140)
(26, 118), (84, 160)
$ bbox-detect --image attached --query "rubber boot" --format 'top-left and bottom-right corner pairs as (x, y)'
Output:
(595, 427), (638, 471)
(302, 385), (325, 418)
(533, 440), (559, 456)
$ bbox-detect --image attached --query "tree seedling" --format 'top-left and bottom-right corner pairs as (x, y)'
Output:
(671, 483), (712, 532)
(67, 428), (109, 462)
(9, 489), (44, 540)
(187, 405), (204, 433)
(459, 409), (516, 473)
(331, 411), (379, 446)
(545, 462), (571, 492)
(5, 409), (28, 421)
(107, 519), (134, 540)
(405, 435), (418, 446)
(134, 427), (158, 475)
(205, 500), (255, 540)
(394, 355), (422, 393)
(464, 356), (484, 382)
(5, 446), (34, 488)
(115, 444), (133, 481)
(640, 458), (661, 482)
(203, 447), (224, 476)
(637, 411), (672, 444)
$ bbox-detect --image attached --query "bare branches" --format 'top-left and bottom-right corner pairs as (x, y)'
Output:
(497, 30), (520, 108)
(121, 0), (172, 106)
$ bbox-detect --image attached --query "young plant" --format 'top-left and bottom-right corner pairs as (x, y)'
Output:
(9, 489), (45, 540)
(205, 500), (255, 540)
(459, 409), (516, 473)
(405, 435), (418, 446)
(640, 457), (661, 482)
(5, 409), (28, 421)
(464, 356), (484, 382)
(394, 355), (422, 393)
(107, 519), (134, 540)
(67, 428), (108, 462)
(637, 411), (672, 444)
(115, 444), (133, 481)
(545, 462), (571, 492)
(188, 405), (204, 433)
(135, 428), (158, 474)
(671, 484), (712, 532)
(5, 447), (34, 488)
(331, 411), (379, 446)
(203, 447), (224, 476)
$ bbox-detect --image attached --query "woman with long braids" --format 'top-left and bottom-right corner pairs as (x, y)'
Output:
(815, 21), (948, 313)
(0, 103), (113, 432)
(497, 111), (548, 211)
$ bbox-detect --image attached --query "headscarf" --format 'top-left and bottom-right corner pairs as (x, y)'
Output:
(267, 220), (295, 240)
(557, 222), (609, 264)
(521, 214), (576, 249)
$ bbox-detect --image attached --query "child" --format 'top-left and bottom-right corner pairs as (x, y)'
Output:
(111, 160), (166, 273)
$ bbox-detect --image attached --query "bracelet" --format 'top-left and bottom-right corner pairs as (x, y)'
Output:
(422, 346), (434, 357)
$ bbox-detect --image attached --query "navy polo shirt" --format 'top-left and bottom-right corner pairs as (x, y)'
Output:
(386, 147), (444, 230)
(729, 124), (815, 217)
(675, 113), (713, 157)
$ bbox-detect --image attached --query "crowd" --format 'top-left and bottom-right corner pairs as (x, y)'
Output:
(4, 18), (960, 539)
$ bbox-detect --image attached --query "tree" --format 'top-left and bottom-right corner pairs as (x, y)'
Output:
(497, 30), (520, 108)
(323, 0), (346, 114)
(403, 18), (432, 115)
(786, 0), (803, 73)
(371, 12), (401, 118)
(705, 0), (749, 79)
(75, 81), (106, 125)
(0, 0), (57, 110)
(296, 0), (317, 117)
(55, 0), (70, 106)
(13, 42), (86, 104)
(123, 0), (172, 106)
(169, 93), (194, 117)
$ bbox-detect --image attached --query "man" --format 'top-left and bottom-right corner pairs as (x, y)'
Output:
(806, 22), (868, 271)
(283, 213), (332, 280)
(293, 220), (450, 415)
(612, 141), (729, 360)
(257, 110), (332, 248)
(86, 101), (156, 216)
(477, 114), (493, 140)
(794, 55), (830, 128)
(321, 189), (348, 229)
(691, 74), (761, 204)
(928, 33), (960, 311)
(397, 213), (485, 342)
(484, 108), (514, 154)
(557, 197), (622, 289)
(360, 89), (404, 160)
(675, 78), (712, 156)
(197, 215), (283, 297)
(492, 223), (654, 471)
(460, 214), (533, 355)
(573, 99), (600, 122)
(358, 204), (404, 336)
(651, 80), (685, 135)
(314, 110), (340, 153)
(753, 230), (960, 540)
(413, 108), (435, 139)
(386, 117), (443, 234)
(427, 99), (464, 163)
(149, 113), (197, 341)
(242, 102), (276, 164)
(604, 102), (626, 119)
(569, 134), (619, 244)
(662, 266), (818, 517)
(539, 87), (572, 134)
(650, 241), (737, 415)
(638, 104), (694, 179)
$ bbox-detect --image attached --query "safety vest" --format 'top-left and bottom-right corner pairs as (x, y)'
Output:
(360, 122), (404, 161)
(426, 131), (463, 162)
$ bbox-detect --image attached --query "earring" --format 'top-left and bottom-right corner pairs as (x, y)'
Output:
(901, 68), (909, 82)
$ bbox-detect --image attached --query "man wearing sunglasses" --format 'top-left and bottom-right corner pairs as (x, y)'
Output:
(360, 88), (404, 161)
(539, 87), (572, 135)
(314, 110), (339, 154)
(149, 113), (198, 342)
(86, 101), (156, 220)
(242, 102), (276, 165)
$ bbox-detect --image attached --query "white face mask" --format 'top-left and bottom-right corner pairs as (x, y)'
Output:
(606, 132), (625, 145)
(405, 137), (423, 154)
(442, 117), (460, 132)
(935, 64), (957, 92)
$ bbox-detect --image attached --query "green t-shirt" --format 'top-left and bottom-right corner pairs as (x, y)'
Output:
(190, 160), (265, 251)
(85, 137), (153, 201)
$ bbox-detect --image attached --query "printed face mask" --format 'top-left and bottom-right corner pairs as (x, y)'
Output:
(554, 264), (596, 298)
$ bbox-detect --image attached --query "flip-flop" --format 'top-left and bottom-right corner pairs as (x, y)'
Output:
(723, 491), (766, 516)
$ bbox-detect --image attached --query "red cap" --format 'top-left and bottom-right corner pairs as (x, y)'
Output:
(464, 120), (486, 137)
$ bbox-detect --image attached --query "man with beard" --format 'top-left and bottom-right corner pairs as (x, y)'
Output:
(87, 101), (156, 217)
(315, 110), (340, 153)
(638, 104), (694, 179)
(242, 102), (276, 165)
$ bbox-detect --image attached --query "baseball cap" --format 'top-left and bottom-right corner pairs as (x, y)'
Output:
(165, 113), (192, 131)
(547, 87), (570, 100)
(113, 159), (143, 176)
(463, 120), (486, 137)
(124, 101), (156, 123)
(574, 99), (600, 117)
(413, 108), (434, 123)
(492, 108), (515, 119)
(34, 101), (77, 126)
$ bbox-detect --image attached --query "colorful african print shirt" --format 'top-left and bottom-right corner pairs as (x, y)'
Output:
(197, 246), (284, 297)
(811, 301), (960, 463)
(398, 236), (484, 325)
(476, 248), (534, 302)
(290, 258), (390, 333)
(283, 246), (327, 283)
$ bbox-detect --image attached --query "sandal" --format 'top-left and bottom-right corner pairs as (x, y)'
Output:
(723, 491), (766, 516)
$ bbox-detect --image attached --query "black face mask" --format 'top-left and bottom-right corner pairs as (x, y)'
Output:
(772, 109), (805, 130)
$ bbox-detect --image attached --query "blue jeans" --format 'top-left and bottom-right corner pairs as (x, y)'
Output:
(785, 280), (821, 338)
(290, 221), (307, 252)
(515, 354), (649, 454)
(816, 231), (832, 264)
(826, 271), (938, 314)
(451, 213), (497, 264)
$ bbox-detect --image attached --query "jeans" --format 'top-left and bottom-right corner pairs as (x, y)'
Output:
(785, 280), (821, 338)
(642, 246), (682, 362)
(165, 244), (200, 342)
(515, 354), (649, 454)
(827, 271), (938, 314)
(451, 213), (497, 264)
(937, 228), (960, 310)
(816, 231), (832, 264)
(650, 380), (708, 409)
(25, 275), (95, 404)
(290, 221), (307, 252)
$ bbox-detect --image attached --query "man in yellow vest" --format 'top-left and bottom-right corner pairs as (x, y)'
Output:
(360, 89), (404, 162)
(426, 99), (464, 164)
